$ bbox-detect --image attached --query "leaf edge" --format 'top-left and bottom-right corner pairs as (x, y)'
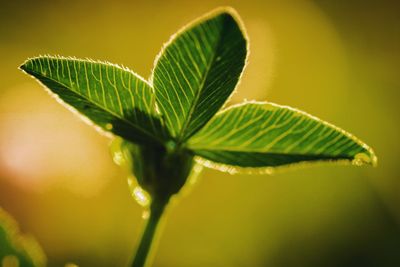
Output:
(188, 100), (377, 173)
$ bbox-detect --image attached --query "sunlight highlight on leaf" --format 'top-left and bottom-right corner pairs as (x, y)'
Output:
(152, 8), (248, 141)
(188, 102), (376, 171)
(127, 176), (151, 207)
(20, 56), (169, 146)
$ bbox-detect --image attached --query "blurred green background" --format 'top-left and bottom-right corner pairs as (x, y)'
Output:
(1, 0), (399, 266)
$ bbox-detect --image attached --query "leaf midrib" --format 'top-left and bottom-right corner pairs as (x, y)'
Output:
(194, 148), (357, 159)
(27, 68), (165, 145)
(176, 22), (226, 143)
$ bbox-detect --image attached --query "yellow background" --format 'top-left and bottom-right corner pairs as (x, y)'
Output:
(0, 0), (399, 266)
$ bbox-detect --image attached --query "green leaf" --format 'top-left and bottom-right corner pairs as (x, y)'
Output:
(188, 102), (377, 173)
(20, 56), (169, 146)
(0, 208), (46, 267)
(152, 8), (248, 142)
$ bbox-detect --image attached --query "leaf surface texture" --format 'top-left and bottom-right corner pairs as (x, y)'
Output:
(152, 10), (247, 141)
(21, 56), (168, 145)
(188, 103), (376, 171)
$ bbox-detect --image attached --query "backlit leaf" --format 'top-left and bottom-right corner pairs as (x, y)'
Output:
(188, 102), (376, 173)
(20, 56), (169, 146)
(152, 8), (248, 142)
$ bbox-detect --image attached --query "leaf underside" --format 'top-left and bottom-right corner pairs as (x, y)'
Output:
(188, 102), (376, 171)
(152, 9), (247, 142)
(20, 57), (168, 146)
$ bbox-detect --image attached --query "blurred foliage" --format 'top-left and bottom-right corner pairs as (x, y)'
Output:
(0, 0), (399, 266)
(0, 208), (46, 267)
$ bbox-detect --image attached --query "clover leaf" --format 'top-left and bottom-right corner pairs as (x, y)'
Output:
(20, 7), (376, 267)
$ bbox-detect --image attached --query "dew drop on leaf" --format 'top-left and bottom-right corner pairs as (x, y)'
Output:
(112, 150), (125, 166)
(264, 167), (274, 175)
(142, 210), (150, 219)
(133, 186), (151, 207)
(352, 152), (376, 166)
(188, 163), (203, 185)
(127, 176), (150, 207)
(105, 123), (113, 130)
(109, 137), (126, 166)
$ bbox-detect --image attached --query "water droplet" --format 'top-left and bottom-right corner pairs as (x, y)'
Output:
(264, 167), (274, 175)
(127, 177), (150, 207)
(188, 163), (203, 185)
(105, 123), (113, 130)
(109, 137), (127, 166)
(216, 56), (222, 61)
(112, 150), (125, 166)
(352, 152), (376, 166)
(142, 210), (150, 219)
(127, 176), (135, 190)
(133, 186), (151, 207)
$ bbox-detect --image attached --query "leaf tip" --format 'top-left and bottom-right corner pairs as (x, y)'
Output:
(19, 56), (41, 74)
(352, 148), (378, 167)
(207, 6), (241, 21)
(18, 60), (29, 72)
(207, 6), (248, 38)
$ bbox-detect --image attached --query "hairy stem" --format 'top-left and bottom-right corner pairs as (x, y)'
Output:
(131, 198), (168, 267)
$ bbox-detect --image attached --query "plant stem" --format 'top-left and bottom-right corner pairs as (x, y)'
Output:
(131, 198), (168, 267)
